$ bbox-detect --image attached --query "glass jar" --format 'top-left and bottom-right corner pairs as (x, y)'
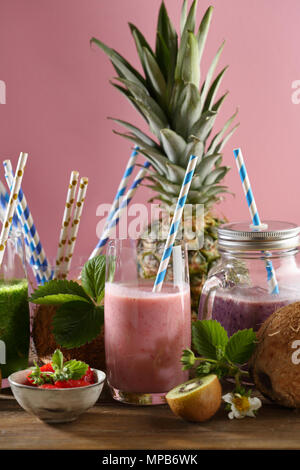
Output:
(0, 231), (30, 378)
(199, 221), (300, 336)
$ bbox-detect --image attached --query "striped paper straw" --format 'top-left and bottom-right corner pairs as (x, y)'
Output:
(62, 176), (89, 278)
(0, 180), (19, 229)
(4, 160), (52, 283)
(104, 146), (138, 230)
(153, 154), (199, 293)
(233, 148), (279, 294)
(55, 170), (79, 277)
(89, 160), (150, 259)
(0, 152), (28, 267)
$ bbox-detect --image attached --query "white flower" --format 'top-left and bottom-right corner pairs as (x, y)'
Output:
(222, 392), (262, 419)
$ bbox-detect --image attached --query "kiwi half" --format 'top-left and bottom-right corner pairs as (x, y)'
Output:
(166, 375), (222, 422)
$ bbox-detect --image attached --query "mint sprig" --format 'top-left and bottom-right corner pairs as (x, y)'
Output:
(29, 255), (106, 349)
(182, 320), (257, 389)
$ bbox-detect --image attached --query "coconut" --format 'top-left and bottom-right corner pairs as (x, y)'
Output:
(32, 304), (106, 371)
(249, 301), (300, 408)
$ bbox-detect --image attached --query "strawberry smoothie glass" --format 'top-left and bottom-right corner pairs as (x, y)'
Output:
(104, 239), (191, 405)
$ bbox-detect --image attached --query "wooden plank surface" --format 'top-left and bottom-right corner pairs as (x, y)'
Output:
(1, 384), (300, 450)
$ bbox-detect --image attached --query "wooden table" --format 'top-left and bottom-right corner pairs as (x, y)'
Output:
(1, 384), (300, 450)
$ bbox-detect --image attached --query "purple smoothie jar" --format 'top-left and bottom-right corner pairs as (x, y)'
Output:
(199, 221), (300, 336)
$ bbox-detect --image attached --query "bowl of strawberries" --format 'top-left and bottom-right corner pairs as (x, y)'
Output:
(8, 349), (106, 423)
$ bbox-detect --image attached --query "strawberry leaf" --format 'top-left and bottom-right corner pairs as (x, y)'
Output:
(52, 301), (104, 349)
(192, 319), (228, 360)
(81, 255), (106, 304)
(29, 280), (91, 305)
(225, 329), (257, 364)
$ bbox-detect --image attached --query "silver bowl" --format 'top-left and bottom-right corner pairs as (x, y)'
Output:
(8, 368), (106, 424)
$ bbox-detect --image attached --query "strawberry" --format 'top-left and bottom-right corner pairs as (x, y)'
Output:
(26, 372), (37, 386)
(54, 379), (88, 388)
(83, 367), (94, 384)
(40, 363), (54, 373)
(38, 384), (57, 389)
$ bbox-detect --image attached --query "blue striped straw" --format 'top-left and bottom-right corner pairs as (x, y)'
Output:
(233, 148), (279, 294)
(153, 154), (199, 293)
(104, 146), (138, 230)
(4, 160), (52, 283)
(89, 160), (150, 259)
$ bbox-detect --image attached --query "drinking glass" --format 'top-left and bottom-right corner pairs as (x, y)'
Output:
(104, 238), (191, 405)
(0, 231), (30, 378)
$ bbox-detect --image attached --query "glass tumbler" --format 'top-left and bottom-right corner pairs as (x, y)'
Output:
(0, 231), (30, 378)
(104, 238), (191, 405)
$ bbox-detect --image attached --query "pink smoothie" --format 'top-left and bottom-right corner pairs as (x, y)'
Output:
(104, 281), (191, 394)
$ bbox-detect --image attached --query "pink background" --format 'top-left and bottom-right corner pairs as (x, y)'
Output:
(0, 0), (299, 260)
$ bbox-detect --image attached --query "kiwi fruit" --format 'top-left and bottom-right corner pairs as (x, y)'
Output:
(166, 374), (222, 422)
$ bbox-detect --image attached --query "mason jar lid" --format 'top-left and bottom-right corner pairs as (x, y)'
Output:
(217, 220), (300, 251)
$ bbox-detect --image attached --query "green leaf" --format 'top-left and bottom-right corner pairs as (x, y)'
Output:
(172, 83), (203, 139)
(203, 66), (228, 112)
(155, 31), (172, 85)
(181, 32), (200, 88)
(142, 47), (167, 105)
(81, 255), (106, 304)
(180, 0), (188, 35)
(160, 129), (187, 165)
(190, 110), (217, 142)
(90, 37), (147, 90)
(192, 319), (228, 360)
(207, 109), (239, 155)
(129, 22), (154, 71)
(53, 302), (104, 349)
(197, 6), (214, 63)
(203, 166), (230, 185)
(200, 41), (225, 105)
(156, 1), (178, 81)
(109, 117), (158, 148)
(63, 359), (89, 379)
(214, 123), (240, 154)
(52, 349), (64, 370)
(225, 329), (257, 364)
(175, 0), (198, 80)
(29, 280), (91, 305)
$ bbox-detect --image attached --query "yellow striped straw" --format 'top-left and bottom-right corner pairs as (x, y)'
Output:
(62, 176), (89, 278)
(55, 170), (79, 278)
(0, 152), (28, 267)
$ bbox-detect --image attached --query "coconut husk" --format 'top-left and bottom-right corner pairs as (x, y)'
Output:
(249, 301), (300, 408)
(32, 304), (106, 371)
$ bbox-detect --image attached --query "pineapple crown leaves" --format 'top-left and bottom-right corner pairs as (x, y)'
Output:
(90, 0), (239, 207)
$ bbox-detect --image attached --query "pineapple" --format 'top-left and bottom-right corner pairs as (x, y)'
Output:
(91, 0), (239, 315)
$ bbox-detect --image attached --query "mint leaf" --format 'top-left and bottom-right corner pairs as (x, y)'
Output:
(192, 320), (228, 360)
(81, 255), (106, 304)
(52, 301), (104, 349)
(225, 329), (257, 364)
(64, 359), (88, 379)
(29, 280), (91, 305)
(52, 349), (64, 370)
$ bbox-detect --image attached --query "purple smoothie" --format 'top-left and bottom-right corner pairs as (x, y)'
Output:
(198, 286), (300, 336)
